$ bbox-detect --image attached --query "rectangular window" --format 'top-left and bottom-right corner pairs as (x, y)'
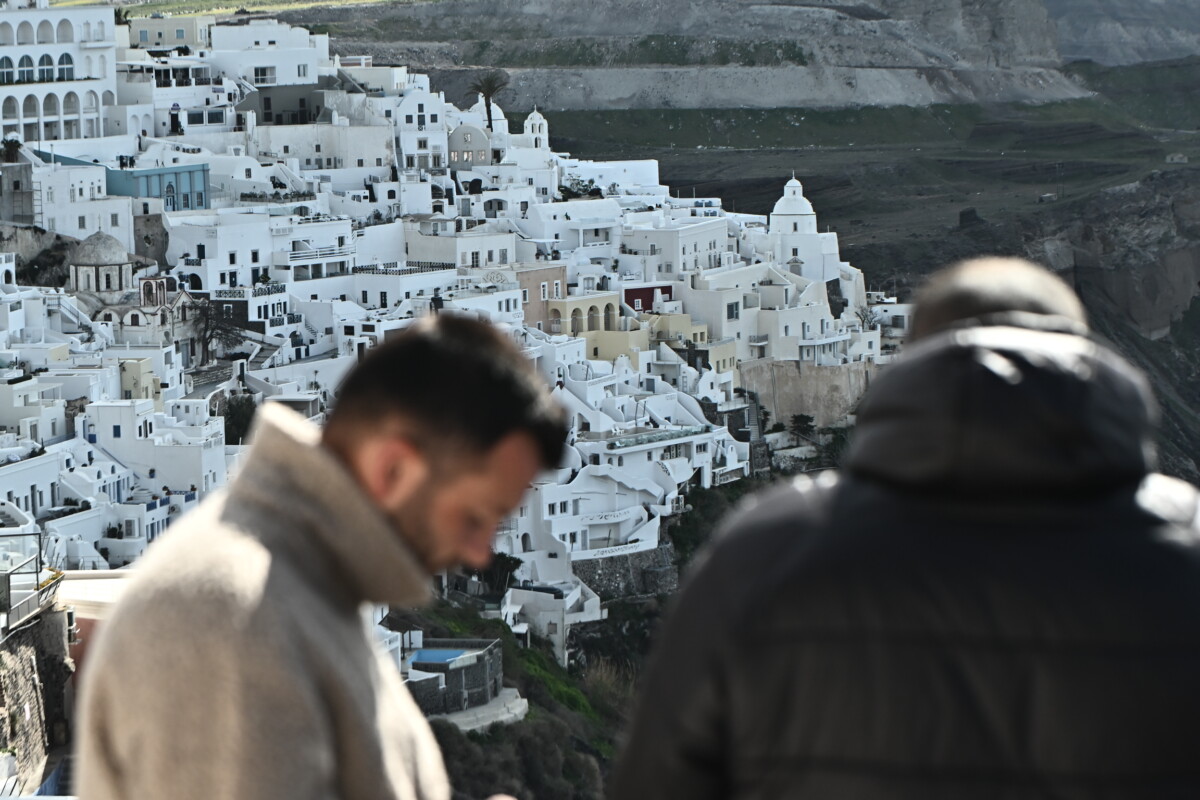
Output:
(314, 144), (321, 153)
(176, 28), (185, 39)
(522, 289), (529, 303)
(112, 425), (121, 438)
(298, 64), (308, 78)
(417, 138), (428, 150)
(78, 215), (86, 229)
(559, 501), (568, 514)
(547, 503), (555, 516)
(499, 248), (508, 264)
(553, 281), (561, 298)
(726, 302), (739, 320)
(430, 114), (438, 123)
(187, 110), (204, 125)
(228, 252), (236, 265)
(252, 66), (276, 86)
(110, 213), (120, 227)
(356, 159), (364, 167)
(139, 29), (148, 42)
(405, 115), (413, 124)
(540, 282), (548, 300)
(207, 109), (224, 124)
(251, 250), (259, 263)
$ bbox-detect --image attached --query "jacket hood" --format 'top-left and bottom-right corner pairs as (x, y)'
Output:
(845, 324), (1159, 496)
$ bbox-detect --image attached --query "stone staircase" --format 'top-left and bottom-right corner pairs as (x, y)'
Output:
(249, 343), (280, 371)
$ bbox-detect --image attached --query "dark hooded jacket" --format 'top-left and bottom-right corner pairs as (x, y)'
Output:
(610, 324), (1200, 800)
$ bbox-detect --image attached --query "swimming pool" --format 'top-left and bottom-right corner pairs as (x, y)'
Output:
(412, 649), (466, 663)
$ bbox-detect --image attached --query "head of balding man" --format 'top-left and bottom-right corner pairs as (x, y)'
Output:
(908, 257), (1088, 342)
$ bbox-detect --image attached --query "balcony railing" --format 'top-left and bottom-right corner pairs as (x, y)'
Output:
(604, 425), (708, 450)
(289, 245), (353, 262)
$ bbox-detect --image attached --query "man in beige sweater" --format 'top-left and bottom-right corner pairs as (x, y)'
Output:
(75, 315), (567, 800)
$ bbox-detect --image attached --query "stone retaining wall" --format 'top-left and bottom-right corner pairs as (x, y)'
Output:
(571, 542), (678, 601)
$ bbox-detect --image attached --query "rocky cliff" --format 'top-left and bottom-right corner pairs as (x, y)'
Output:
(1043, 0), (1200, 65)
(287, 0), (1086, 109)
(842, 168), (1200, 481)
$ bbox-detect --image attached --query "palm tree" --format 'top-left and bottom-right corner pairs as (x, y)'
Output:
(2, 136), (21, 164)
(468, 70), (509, 132)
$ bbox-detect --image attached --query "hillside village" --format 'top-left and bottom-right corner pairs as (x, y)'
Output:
(0, 0), (909, 702)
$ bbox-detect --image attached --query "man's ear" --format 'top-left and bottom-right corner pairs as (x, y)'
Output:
(355, 435), (431, 509)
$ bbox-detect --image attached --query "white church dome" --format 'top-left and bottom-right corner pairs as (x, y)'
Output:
(72, 232), (130, 267)
(772, 177), (815, 217)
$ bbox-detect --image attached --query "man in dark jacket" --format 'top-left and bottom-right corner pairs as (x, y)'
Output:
(610, 257), (1200, 800)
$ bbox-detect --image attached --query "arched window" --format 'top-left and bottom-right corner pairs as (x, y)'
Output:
(36, 20), (53, 44)
(129, 313), (140, 326)
(22, 95), (38, 118)
(63, 92), (78, 114)
(38, 55), (53, 83)
(56, 54), (73, 81)
(42, 94), (58, 116)
(0, 58), (12, 86)
(0, 23), (13, 46)
(16, 21), (33, 45)
(55, 19), (73, 44)
(17, 56), (34, 84)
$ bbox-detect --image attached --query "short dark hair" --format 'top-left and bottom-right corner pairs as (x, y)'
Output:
(325, 314), (567, 468)
(910, 257), (1088, 341)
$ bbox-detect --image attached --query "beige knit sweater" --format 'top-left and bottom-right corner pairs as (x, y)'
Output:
(76, 403), (451, 800)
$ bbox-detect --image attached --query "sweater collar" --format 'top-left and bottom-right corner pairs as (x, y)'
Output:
(227, 403), (432, 607)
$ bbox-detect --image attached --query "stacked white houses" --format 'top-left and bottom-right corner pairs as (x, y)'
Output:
(0, 3), (889, 664)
